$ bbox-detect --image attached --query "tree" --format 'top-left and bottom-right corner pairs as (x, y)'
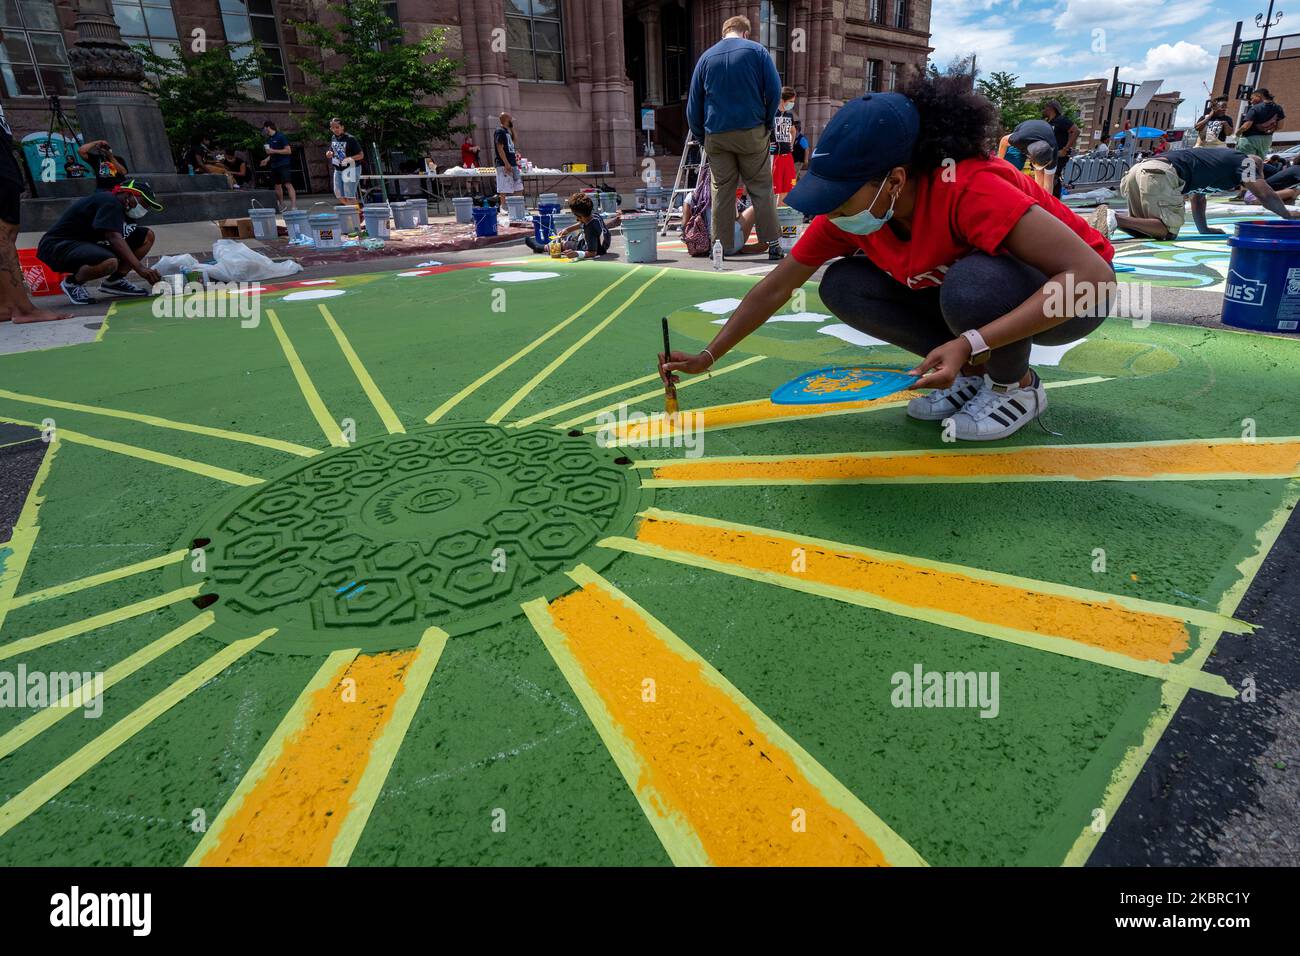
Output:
(137, 43), (268, 169)
(291, 0), (468, 172)
(976, 71), (1032, 133)
(927, 53), (978, 81)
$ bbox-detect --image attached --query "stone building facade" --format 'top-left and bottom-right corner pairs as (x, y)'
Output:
(1, 1), (933, 191)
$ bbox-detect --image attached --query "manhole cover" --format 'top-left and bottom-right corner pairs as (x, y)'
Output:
(174, 423), (651, 654)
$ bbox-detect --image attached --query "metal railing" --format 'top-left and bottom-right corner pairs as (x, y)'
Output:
(1061, 154), (1134, 189)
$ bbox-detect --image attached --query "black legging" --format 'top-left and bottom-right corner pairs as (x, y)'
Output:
(817, 253), (1110, 383)
(1266, 164), (1300, 191)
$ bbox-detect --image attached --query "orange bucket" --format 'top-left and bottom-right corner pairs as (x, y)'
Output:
(18, 248), (65, 297)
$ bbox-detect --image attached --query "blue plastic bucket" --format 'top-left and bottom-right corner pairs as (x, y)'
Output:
(1222, 220), (1300, 333)
(472, 206), (499, 237)
(533, 213), (556, 243)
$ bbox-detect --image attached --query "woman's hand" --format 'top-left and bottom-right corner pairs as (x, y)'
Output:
(659, 350), (712, 384)
(909, 337), (972, 390)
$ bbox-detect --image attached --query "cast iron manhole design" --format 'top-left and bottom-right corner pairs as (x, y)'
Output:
(174, 423), (651, 655)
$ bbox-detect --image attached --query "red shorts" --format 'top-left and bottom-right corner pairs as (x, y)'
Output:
(773, 153), (797, 195)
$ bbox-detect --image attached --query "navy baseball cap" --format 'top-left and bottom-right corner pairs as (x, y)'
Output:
(785, 93), (920, 216)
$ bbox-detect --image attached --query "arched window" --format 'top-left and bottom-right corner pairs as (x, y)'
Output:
(507, 1), (565, 83)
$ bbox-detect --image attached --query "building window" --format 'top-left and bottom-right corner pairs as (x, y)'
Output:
(115, 1), (181, 60)
(759, 1), (788, 77)
(892, 0), (908, 28)
(866, 59), (882, 93)
(662, 1), (690, 102)
(506, 0), (564, 83)
(0, 1), (75, 97)
(870, 0), (885, 24)
(220, 0), (289, 102)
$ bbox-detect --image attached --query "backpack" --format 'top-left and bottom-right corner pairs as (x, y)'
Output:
(683, 207), (712, 256)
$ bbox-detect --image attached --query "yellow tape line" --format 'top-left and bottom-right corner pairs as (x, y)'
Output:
(267, 309), (347, 448)
(0, 387), (320, 457)
(0, 611), (214, 761)
(0, 583), (203, 663)
(0, 628), (273, 842)
(425, 268), (642, 424)
(0, 439), (60, 637)
(328, 627), (449, 866)
(8, 549), (188, 611)
(486, 267), (670, 424)
(318, 305), (406, 435)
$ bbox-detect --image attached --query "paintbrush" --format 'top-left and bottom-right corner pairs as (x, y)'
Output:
(661, 316), (679, 418)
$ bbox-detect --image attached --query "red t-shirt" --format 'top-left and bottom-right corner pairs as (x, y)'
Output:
(461, 141), (478, 167)
(791, 156), (1113, 289)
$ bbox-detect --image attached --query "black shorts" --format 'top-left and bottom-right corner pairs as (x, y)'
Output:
(38, 226), (149, 273)
(0, 176), (22, 226)
(270, 165), (293, 185)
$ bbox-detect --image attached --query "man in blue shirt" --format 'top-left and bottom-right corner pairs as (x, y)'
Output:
(259, 120), (296, 212)
(687, 15), (784, 260)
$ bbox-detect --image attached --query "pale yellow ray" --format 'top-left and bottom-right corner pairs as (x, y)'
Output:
(8, 549), (187, 611)
(425, 268), (642, 424)
(267, 308), (347, 447)
(0, 629), (273, 841)
(0, 584), (203, 663)
(318, 304), (405, 434)
(0, 612), (214, 761)
(0, 387), (320, 457)
(0, 418), (262, 487)
(0, 440), (60, 638)
(486, 267), (670, 424)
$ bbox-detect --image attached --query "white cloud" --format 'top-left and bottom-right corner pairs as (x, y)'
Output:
(1054, 0), (1212, 33)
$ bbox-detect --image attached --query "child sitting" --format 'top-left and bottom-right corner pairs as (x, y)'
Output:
(525, 192), (613, 259)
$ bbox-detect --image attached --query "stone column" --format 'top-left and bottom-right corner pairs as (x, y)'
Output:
(639, 4), (663, 107)
(67, 0), (176, 173)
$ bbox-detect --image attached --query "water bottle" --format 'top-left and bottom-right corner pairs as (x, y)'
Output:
(711, 239), (723, 271)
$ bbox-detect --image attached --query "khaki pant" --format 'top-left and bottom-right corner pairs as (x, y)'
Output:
(704, 126), (780, 251)
(1238, 133), (1273, 159)
(1119, 159), (1186, 238)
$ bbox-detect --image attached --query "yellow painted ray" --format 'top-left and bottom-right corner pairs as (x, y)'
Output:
(641, 436), (1300, 487)
(0, 611), (214, 762)
(0, 584), (203, 663)
(598, 509), (1241, 695)
(0, 628), (272, 842)
(552, 355), (770, 430)
(0, 418), (262, 486)
(267, 308), (347, 448)
(193, 628), (448, 867)
(510, 354), (767, 430)
(318, 304), (405, 435)
(8, 549), (187, 612)
(0, 387), (320, 457)
(425, 267), (642, 424)
(486, 267), (670, 424)
(0, 440), (59, 638)
(523, 566), (925, 867)
(584, 375), (1111, 439)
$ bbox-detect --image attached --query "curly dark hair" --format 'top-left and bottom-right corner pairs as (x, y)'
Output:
(897, 72), (998, 172)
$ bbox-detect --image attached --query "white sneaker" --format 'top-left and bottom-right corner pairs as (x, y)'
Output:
(948, 372), (1047, 441)
(906, 374), (983, 421)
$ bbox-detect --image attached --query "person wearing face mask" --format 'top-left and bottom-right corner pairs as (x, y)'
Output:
(37, 179), (163, 305)
(771, 86), (798, 204)
(660, 75), (1116, 442)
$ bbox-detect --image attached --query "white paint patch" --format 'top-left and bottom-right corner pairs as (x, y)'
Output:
(225, 286), (267, 294)
(817, 324), (889, 347)
(1028, 339), (1087, 367)
(713, 311), (828, 325)
(298, 279), (336, 286)
(417, 260), (443, 267)
(693, 297), (744, 314)
(280, 289), (347, 301)
(489, 271), (560, 282)
(397, 270), (433, 277)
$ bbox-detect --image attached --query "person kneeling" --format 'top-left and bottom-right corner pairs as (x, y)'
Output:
(524, 192), (612, 260)
(661, 76), (1117, 442)
(37, 180), (163, 305)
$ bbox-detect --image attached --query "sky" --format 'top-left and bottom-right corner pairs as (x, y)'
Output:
(927, 0), (1287, 125)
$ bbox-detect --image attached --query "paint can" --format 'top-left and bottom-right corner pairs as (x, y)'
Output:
(471, 205), (499, 237)
(283, 209), (311, 242)
(1222, 220), (1300, 333)
(248, 206), (279, 241)
(537, 192), (560, 210)
(408, 197), (429, 225)
(622, 213), (658, 263)
(776, 204), (803, 253)
(391, 200), (420, 230)
(532, 212), (556, 244)
(452, 196), (474, 224)
(309, 212), (342, 249)
(334, 204), (361, 234)
(597, 191), (619, 216)
(363, 203), (392, 239)
(506, 195), (526, 220)
(552, 211), (576, 235)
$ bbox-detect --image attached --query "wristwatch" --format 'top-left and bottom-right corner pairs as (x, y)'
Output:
(960, 329), (991, 365)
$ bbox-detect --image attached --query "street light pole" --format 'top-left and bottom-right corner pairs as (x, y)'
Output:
(1253, 0), (1284, 89)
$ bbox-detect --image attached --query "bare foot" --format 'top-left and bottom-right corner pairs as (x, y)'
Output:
(12, 307), (72, 324)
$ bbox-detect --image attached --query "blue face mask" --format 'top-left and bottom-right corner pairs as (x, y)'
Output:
(829, 179), (897, 236)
